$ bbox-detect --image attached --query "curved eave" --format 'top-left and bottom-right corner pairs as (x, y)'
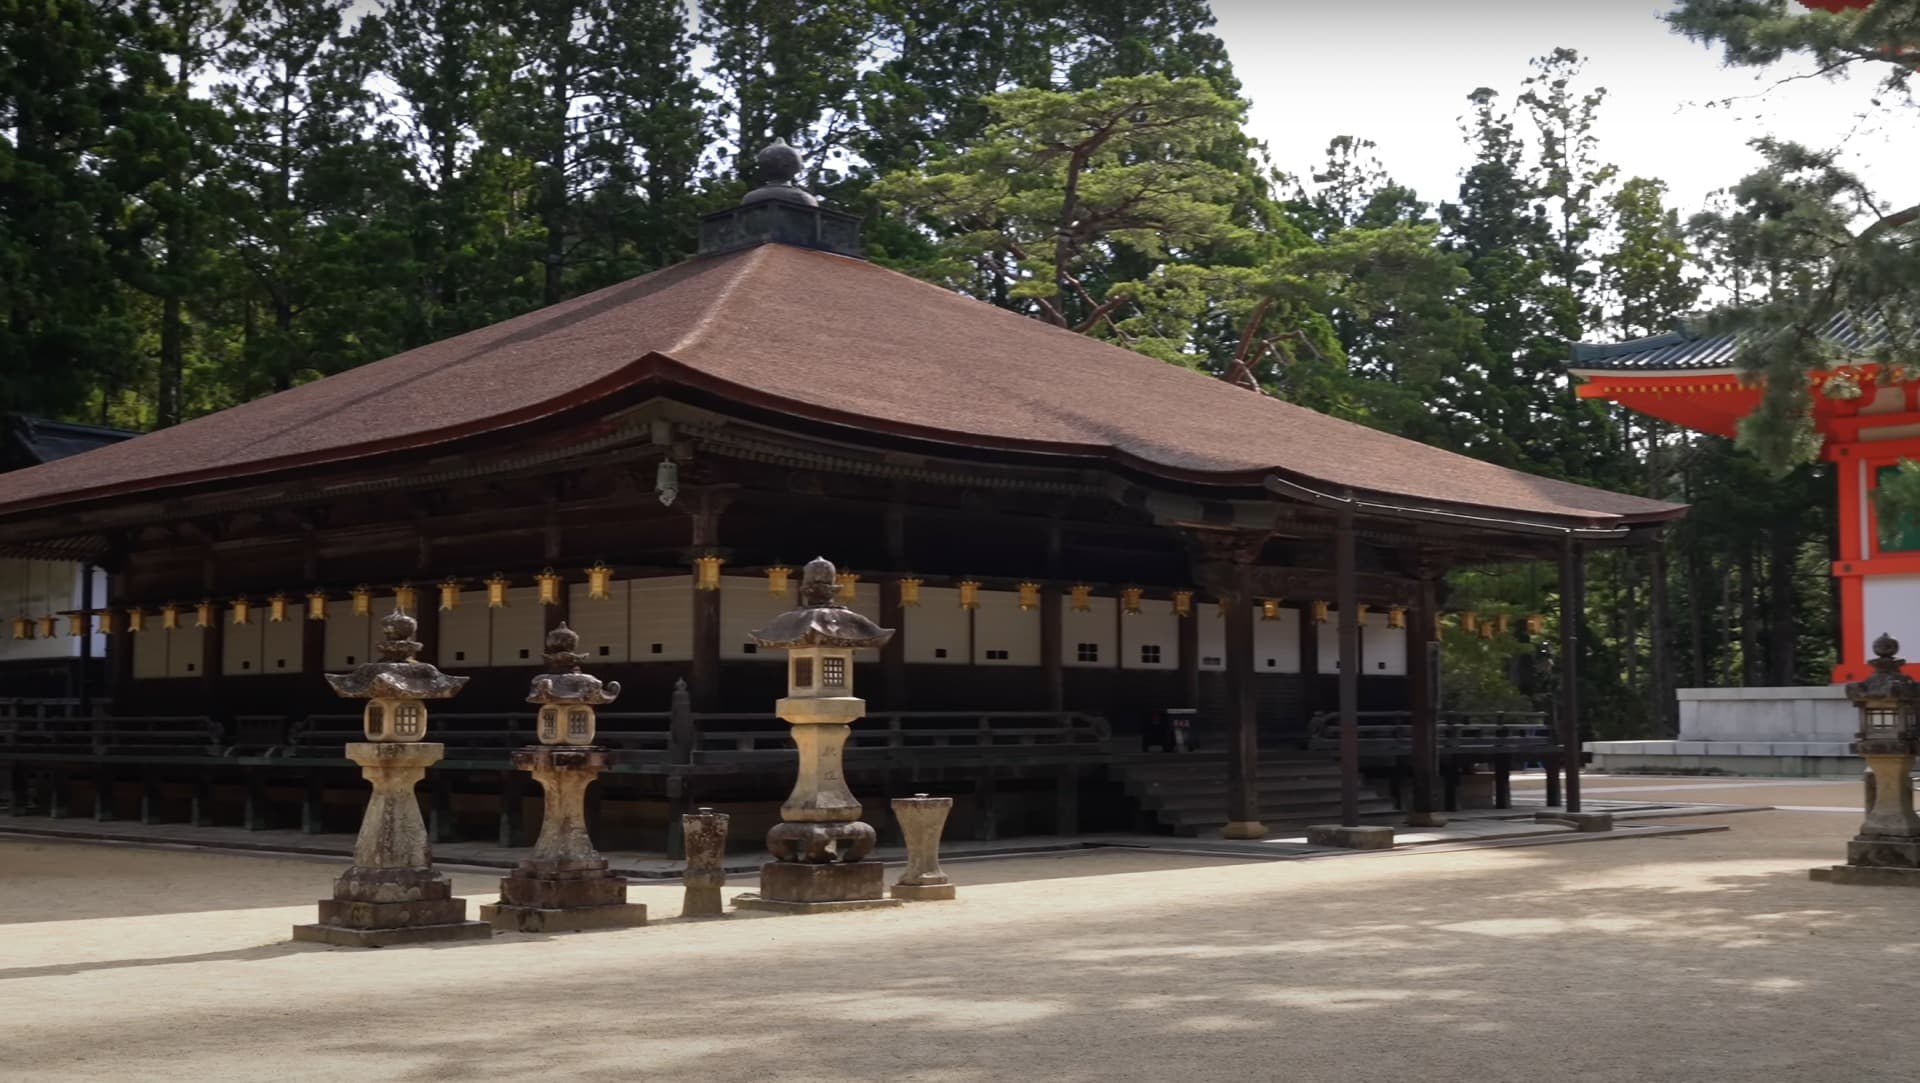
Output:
(0, 350), (1680, 537)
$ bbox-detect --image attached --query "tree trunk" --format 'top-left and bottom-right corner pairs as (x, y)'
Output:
(1688, 548), (1707, 688)
(1739, 544), (1760, 686)
(1768, 527), (1796, 685)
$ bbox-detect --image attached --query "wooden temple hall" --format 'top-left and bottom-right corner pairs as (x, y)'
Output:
(0, 150), (1685, 851)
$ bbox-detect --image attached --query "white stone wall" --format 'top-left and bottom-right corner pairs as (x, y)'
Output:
(1676, 685), (1857, 743)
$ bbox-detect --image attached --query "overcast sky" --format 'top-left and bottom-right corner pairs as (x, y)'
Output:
(1211, 0), (1909, 219)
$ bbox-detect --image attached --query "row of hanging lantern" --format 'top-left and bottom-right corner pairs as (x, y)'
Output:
(11, 562), (625, 638)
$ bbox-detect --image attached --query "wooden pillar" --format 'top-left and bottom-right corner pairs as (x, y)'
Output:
(1559, 537), (1585, 814)
(688, 491), (728, 712)
(1336, 505), (1361, 827)
(77, 564), (95, 714)
(1407, 572), (1441, 824)
(1297, 603), (1319, 717)
(413, 600), (440, 667)
(301, 607), (326, 676)
(1041, 585), (1064, 712)
(1221, 565), (1263, 838)
(880, 578), (907, 709)
(1178, 597), (1200, 708)
(106, 573), (134, 712)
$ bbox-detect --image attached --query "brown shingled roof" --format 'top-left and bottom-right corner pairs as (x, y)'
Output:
(0, 243), (1681, 528)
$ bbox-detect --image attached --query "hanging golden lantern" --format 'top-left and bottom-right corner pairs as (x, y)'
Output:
(899, 577), (923, 607)
(957, 579), (981, 609)
(537, 567), (562, 606)
(393, 583), (417, 614)
(231, 597), (251, 626)
(439, 578), (461, 611)
(350, 584), (372, 617)
(1526, 614), (1546, 636)
(11, 616), (29, 640)
(1122, 587), (1144, 615)
(1478, 620), (1496, 641)
(1386, 606), (1407, 630)
(1311, 600), (1329, 624)
(162, 603), (181, 631)
(97, 609), (116, 636)
(1172, 590), (1193, 618)
(1017, 582), (1041, 611)
(36, 613), (55, 639)
(1461, 611), (1478, 633)
(765, 565), (791, 595)
(1357, 603), (1370, 623)
(587, 561), (614, 601)
(1495, 614), (1511, 635)
(306, 590), (328, 622)
(1260, 598), (1281, 621)
(694, 555), (724, 592)
(837, 570), (860, 601)
(128, 608), (147, 634)
(1070, 584), (1092, 612)
(194, 600), (214, 629)
(486, 573), (510, 608)
(65, 612), (85, 637)
(268, 594), (288, 623)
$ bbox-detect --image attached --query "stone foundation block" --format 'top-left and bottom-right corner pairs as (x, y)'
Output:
(890, 882), (957, 901)
(1846, 836), (1920, 869)
(1534, 811), (1614, 832)
(332, 866), (454, 904)
(498, 874), (630, 910)
(479, 901), (649, 933)
(1405, 811), (1448, 828)
(315, 895), (473, 930)
(1219, 820), (1267, 840)
(1811, 865), (1920, 887)
(732, 894), (904, 915)
(756, 860), (889, 904)
(681, 887), (725, 918)
(292, 920), (493, 947)
(1307, 825), (1394, 850)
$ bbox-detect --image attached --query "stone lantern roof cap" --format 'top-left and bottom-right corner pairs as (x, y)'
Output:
(1845, 632), (1919, 704)
(527, 621), (622, 706)
(324, 608), (470, 700)
(750, 556), (896, 650)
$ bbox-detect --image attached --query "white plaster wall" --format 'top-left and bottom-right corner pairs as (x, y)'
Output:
(720, 576), (796, 661)
(165, 624), (203, 678)
(491, 586), (546, 666)
(1121, 605), (1179, 670)
(1862, 574), (1920, 661)
(973, 589), (1040, 666)
(221, 613), (265, 676)
(630, 576), (694, 662)
(1252, 608), (1300, 674)
(437, 590), (492, 669)
(1061, 596), (1117, 668)
(0, 559), (104, 662)
(261, 605), (305, 675)
(132, 619), (169, 678)
(1361, 614), (1407, 677)
(567, 580), (630, 664)
(1195, 606), (1226, 671)
(903, 587), (966, 664)
(1677, 685), (1856, 742)
(324, 609), (374, 670)
(1315, 619), (1347, 674)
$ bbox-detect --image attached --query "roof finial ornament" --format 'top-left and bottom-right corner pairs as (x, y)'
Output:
(743, 139), (818, 208)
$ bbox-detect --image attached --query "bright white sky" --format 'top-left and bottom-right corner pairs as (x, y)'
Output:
(1212, 0), (1910, 219)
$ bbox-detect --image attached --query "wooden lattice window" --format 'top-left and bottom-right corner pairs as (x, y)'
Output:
(821, 655), (847, 687)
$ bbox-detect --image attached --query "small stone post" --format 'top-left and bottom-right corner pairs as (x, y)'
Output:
(1813, 634), (1920, 886)
(890, 794), (955, 901)
(682, 807), (730, 917)
(293, 610), (489, 946)
(734, 556), (903, 914)
(481, 624), (648, 931)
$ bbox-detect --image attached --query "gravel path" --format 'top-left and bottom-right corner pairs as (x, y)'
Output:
(0, 779), (1909, 1082)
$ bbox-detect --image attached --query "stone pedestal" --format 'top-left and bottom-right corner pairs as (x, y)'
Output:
(736, 861), (898, 914)
(292, 742), (490, 946)
(1220, 820), (1268, 840)
(1809, 749), (1920, 886)
(480, 747), (646, 933)
(890, 795), (956, 901)
(1306, 824), (1395, 850)
(681, 807), (730, 918)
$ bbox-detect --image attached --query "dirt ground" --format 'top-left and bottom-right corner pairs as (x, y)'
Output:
(1, 777), (1912, 1082)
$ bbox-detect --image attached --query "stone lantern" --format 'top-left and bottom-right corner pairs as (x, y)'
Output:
(481, 623), (648, 932)
(735, 556), (903, 913)
(1812, 633), (1920, 886)
(293, 609), (489, 946)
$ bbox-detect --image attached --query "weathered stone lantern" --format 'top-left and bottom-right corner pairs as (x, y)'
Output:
(735, 556), (902, 913)
(1812, 633), (1920, 886)
(293, 609), (489, 946)
(481, 623), (648, 932)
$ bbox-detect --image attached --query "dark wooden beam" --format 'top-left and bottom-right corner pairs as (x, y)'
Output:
(1222, 563), (1262, 837)
(1336, 504), (1361, 827)
(1559, 537), (1585, 814)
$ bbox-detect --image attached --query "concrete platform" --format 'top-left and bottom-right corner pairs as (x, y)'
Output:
(732, 894), (904, 914)
(290, 920), (493, 947)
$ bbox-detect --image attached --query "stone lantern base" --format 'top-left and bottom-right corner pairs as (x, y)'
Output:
(292, 742), (492, 947)
(478, 746), (648, 933)
(734, 860), (903, 914)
